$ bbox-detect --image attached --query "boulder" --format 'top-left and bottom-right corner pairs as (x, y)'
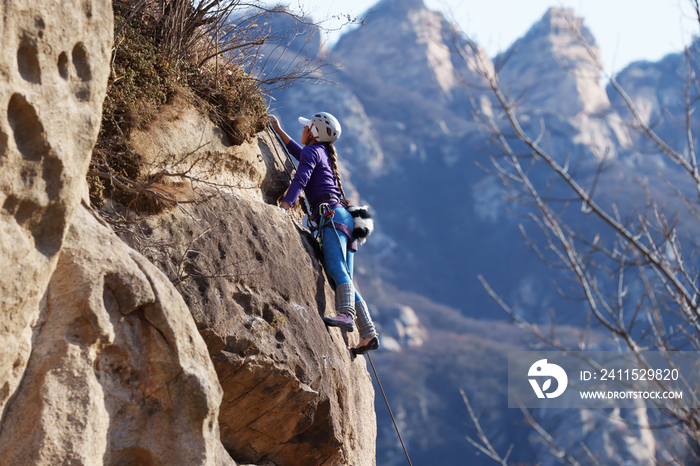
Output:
(0, 205), (235, 465)
(0, 0), (112, 421)
(374, 304), (427, 351)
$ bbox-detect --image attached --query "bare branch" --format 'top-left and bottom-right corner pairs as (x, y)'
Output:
(460, 389), (512, 466)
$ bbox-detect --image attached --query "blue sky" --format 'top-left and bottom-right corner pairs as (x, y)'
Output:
(284, 0), (698, 74)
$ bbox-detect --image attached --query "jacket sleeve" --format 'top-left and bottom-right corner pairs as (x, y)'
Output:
(282, 146), (318, 206)
(286, 139), (303, 161)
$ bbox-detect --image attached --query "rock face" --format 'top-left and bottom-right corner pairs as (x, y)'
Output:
(118, 182), (377, 466)
(0, 0), (112, 427)
(2, 1), (377, 464)
(108, 69), (377, 465)
(0, 2), (238, 464)
(0, 205), (232, 466)
(126, 94), (293, 206)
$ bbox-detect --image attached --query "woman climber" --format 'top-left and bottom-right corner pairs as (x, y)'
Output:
(269, 112), (379, 355)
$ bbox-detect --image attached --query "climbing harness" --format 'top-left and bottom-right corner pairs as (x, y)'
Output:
(315, 204), (333, 251)
(316, 202), (358, 252)
(367, 353), (414, 466)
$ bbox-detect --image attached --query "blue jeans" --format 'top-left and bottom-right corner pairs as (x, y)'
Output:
(322, 206), (362, 302)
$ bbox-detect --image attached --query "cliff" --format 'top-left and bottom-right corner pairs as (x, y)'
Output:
(0, 1), (376, 465)
(118, 95), (377, 465)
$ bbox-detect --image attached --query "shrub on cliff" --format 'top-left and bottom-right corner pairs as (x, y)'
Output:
(89, 1), (274, 206)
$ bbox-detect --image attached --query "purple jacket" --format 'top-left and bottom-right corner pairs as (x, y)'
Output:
(282, 139), (343, 208)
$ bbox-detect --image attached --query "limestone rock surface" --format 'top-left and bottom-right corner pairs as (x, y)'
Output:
(0, 205), (234, 465)
(0, 2), (238, 463)
(119, 192), (377, 466)
(127, 94), (292, 206)
(0, 0), (112, 422)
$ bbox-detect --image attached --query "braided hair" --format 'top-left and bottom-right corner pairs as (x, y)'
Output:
(324, 142), (348, 205)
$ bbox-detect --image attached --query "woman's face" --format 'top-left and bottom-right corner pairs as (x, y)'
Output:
(301, 125), (315, 145)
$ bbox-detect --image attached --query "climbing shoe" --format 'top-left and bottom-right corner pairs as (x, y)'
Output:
(351, 336), (380, 355)
(323, 312), (355, 332)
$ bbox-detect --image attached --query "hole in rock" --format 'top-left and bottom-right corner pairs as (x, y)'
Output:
(72, 42), (91, 81)
(7, 94), (49, 161)
(57, 52), (69, 80)
(17, 37), (41, 84)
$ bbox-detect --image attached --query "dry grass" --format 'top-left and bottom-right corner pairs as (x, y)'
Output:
(90, 4), (269, 208)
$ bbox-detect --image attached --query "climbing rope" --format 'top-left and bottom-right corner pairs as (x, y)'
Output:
(367, 353), (413, 466)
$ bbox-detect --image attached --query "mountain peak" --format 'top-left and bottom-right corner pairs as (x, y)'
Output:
(335, 0), (489, 103)
(496, 7), (609, 120)
(522, 7), (596, 46)
(371, 0), (426, 16)
(543, 7), (576, 28)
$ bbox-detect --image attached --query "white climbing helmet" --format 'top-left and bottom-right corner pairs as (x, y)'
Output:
(298, 112), (342, 143)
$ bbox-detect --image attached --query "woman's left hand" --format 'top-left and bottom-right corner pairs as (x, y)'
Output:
(269, 115), (281, 131)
